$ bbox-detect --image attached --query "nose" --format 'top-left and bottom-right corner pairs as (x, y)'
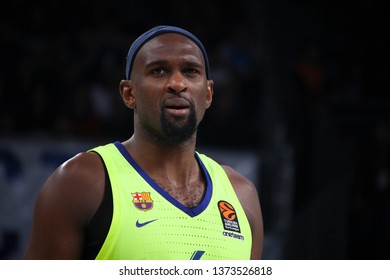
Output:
(166, 71), (187, 94)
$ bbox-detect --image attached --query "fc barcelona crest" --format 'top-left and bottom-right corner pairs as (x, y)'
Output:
(132, 192), (153, 211)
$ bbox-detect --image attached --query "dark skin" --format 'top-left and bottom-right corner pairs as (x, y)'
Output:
(24, 33), (264, 260)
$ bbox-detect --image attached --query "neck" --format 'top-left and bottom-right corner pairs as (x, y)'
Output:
(123, 134), (197, 176)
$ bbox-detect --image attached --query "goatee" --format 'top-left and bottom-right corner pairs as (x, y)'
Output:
(160, 105), (197, 144)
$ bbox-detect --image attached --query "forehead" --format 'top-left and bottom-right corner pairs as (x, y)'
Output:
(135, 33), (205, 65)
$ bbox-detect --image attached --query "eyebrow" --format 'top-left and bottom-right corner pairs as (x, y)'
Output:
(145, 60), (167, 68)
(183, 61), (204, 69)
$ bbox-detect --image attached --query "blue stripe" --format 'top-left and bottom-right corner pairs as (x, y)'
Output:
(190, 250), (205, 260)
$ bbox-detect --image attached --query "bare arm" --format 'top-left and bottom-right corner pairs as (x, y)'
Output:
(24, 152), (105, 259)
(223, 165), (264, 260)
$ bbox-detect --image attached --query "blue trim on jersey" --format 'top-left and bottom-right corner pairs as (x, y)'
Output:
(190, 250), (205, 260)
(114, 141), (212, 217)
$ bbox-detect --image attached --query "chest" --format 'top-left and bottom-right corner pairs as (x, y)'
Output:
(152, 177), (205, 208)
(100, 179), (252, 260)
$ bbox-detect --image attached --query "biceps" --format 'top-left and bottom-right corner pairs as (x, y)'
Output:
(24, 191), (84, 259)
(249, 206), (264, 260)
(245, 189), (264, 259)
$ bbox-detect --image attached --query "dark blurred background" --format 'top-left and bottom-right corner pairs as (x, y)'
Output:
(1, 0), (389, 259)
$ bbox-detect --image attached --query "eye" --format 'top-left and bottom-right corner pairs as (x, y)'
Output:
(151, 67), (166, 75)
(183, 68), (200, 75)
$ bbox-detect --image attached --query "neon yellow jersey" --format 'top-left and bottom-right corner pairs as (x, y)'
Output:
(90, 142), (252, 260)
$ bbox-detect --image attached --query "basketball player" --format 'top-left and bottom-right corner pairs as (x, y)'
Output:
(24, 26), (263, 260)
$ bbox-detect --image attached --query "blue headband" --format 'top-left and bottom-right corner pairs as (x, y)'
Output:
(125, 25), (211, 80)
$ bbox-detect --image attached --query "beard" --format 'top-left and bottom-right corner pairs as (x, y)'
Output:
(160, 104), (197, 144)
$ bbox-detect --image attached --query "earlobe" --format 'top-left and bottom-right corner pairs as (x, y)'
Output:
(119, 80), (136, 109)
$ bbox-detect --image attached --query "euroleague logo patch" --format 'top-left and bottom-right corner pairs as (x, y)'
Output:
(218, 200), (241, 233)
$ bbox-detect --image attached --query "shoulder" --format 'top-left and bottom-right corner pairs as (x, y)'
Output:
(221, 165), (259, 217)
(48, 151), (104, 193)
(55, 151), (104, 182)
(198, 154), (258, 199)
(38, 151), (105, 224)
(221, 165), (257, 195)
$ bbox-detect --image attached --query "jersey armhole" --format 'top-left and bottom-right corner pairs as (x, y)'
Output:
(81, 152), (113, 260)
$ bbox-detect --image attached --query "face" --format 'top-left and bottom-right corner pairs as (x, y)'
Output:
(121, 33), (213, 145)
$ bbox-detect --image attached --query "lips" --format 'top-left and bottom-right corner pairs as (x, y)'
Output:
(163, 98), (190, 110)
(163, 98), (191, 117)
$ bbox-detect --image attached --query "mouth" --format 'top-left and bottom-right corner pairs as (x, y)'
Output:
(164, 106), (190, 118)
(165, 104), (189, 110)
(163, 98), (191, 116)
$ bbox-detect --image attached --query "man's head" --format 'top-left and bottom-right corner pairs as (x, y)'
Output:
(120, 26), (213, 145)
(125, 25), (211, 80)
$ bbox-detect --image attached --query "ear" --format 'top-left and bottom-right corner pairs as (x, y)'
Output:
(119, 80), (136, 109)
(205, 80), (214, 109)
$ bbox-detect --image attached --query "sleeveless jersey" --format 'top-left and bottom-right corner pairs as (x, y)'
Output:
(90, 141), (252, 260)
